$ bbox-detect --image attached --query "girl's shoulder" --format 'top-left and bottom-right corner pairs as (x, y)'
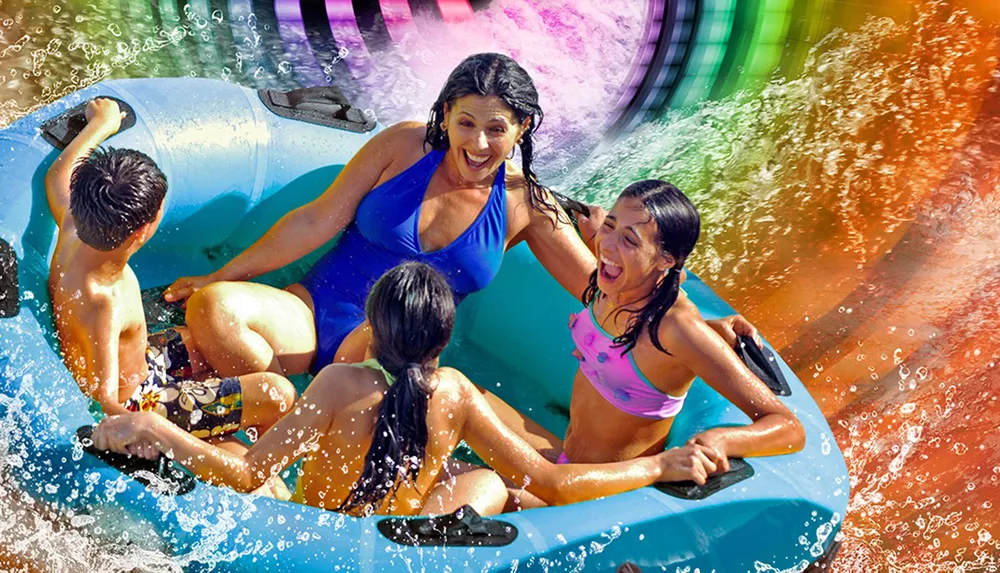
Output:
(651, 293), (718, 353)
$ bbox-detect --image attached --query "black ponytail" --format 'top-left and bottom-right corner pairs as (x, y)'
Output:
(336, 262), (455, 516)
(424, 53), (576, 226)
(582, 180), (700, 356)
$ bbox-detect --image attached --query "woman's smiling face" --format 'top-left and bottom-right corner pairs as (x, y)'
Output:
(442, 94), (526, 184)
(594, 196), (673, 298)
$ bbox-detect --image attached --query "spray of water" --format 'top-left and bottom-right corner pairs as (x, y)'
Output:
(558, 2), (1000, 570)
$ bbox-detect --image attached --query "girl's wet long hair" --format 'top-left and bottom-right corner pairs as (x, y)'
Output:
(336, 262), (456, 516)
(424, 52), (586, 224)
(582, 180), (701, 355)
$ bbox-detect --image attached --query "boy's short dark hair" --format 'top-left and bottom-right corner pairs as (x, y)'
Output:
(69, 147), (167, 251)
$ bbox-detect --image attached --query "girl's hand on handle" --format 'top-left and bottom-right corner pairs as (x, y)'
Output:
(654, 443), (720, 485)
(686, 430), (731, 474)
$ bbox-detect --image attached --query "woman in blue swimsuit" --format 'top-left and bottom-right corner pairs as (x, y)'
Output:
(163, 53), (601, 377)
(164, 53), (752, 387)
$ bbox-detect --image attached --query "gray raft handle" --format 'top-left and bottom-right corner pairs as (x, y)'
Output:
(76, 425), (196, 496)
(735, 334), (792, 396)
(377, 504), (518, 547)
(655, 458), (755, 500)
(258, 86), (377, 133)
(40, 96), (137, 150)
(0, 238), (17, 318)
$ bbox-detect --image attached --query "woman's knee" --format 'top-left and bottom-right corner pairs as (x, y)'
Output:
(186, 282), (246, 335)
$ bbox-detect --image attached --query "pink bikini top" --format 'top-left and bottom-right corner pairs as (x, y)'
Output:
(570, 301), (687, 420)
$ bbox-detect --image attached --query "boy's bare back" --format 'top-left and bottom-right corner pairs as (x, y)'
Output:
(49, 236), (149, 406)
(45, 98), (155, 414)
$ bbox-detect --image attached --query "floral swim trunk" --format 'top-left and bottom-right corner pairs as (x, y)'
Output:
(124, 329), (243, 439)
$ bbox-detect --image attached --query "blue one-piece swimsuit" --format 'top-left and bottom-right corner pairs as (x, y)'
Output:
(300, 149), (507, 372)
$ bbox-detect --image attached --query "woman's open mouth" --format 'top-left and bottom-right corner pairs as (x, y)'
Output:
(464, 150), (491, 171)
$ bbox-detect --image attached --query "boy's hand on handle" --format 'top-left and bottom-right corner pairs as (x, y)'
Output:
(654, 443), (720, 485)
(92, 412), (154, 455)
(85, 98), (126, 135)
(163, 273), (217, 303)
(126, 439), (161, 460)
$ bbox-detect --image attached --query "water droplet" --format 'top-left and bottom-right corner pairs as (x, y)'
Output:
(70, 515), (96, 528)
(107, 23), (122, 37)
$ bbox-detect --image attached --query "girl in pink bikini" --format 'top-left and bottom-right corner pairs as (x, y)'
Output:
(485, 180), (806, 508)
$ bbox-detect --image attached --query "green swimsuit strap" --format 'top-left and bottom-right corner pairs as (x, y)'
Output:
(357, 358), (397, 386)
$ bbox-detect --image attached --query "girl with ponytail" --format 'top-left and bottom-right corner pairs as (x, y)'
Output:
(481, 181), (806, 509)
(95, 262), (725, 516)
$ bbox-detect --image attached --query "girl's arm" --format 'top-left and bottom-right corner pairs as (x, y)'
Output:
(660, 312), (806, 461)
(451, 370), (717, 505)
(514, 189), (598, 301)
(92, 366), (353, 491)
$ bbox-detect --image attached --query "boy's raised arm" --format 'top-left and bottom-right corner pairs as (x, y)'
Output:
(44, 98), (125, 226)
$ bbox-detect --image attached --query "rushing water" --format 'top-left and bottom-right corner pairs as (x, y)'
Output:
(562, 3), (1000, 570)
(2, 0), (999, 571)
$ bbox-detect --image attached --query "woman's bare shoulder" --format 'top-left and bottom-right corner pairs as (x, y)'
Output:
(382, 121), (429, 146)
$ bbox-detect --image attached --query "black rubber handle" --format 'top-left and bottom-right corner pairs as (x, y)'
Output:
(76, 425), (196, 496)
(40, 96), (137, 150)
(258, 87), (376, 133)
(733, 334), (791, 396)
(655, 457), (755, 500)
(0, 238), (17, 318)
(377, 504), (518, 547)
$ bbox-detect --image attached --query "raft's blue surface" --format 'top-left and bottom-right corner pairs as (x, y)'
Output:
(0, 78), (848, 572)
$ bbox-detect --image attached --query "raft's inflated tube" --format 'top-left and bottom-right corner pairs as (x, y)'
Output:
(0, 77), (847, 572)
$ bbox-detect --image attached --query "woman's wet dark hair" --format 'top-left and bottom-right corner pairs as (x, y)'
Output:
(69, 147), (167, 251)
(424, 53), (585, 225)
(336, 262), (456, 516)
(582, 180), (701, 355)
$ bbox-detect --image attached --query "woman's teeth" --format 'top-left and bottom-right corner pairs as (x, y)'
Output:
(464, 150), (490, 169)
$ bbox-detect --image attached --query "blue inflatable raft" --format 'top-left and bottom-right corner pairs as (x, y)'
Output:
(0, 78), (847, 572)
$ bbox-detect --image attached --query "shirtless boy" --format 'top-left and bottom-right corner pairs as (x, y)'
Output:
(45, 97), (295, 441)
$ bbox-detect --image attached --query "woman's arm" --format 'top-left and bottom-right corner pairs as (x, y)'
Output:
(163, 123), (410, 302)
(514, 190), (598, 301)
(452, 371), (717, 506)
(92, 366), (352, 491)
(661, 312), (806, 460)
